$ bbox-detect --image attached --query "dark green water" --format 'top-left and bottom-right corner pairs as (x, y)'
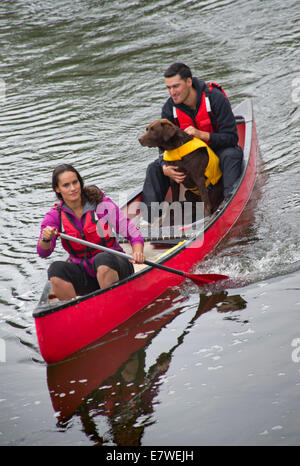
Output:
(0, 0), (299, 446)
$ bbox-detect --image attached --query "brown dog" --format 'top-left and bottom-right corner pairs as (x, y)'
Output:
(139, 119), (223, 217)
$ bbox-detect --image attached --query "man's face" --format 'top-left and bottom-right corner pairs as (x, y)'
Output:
(165, 74), (192, 105)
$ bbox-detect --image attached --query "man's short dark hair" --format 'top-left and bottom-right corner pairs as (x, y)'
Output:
(164, 63), (192, 80)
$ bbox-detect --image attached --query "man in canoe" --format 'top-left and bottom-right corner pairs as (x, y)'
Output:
(37, 164), (145, 301)
(141, 62), (243, 220)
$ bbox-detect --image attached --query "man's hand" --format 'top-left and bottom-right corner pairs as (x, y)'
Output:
(184, 126), (210, 143)
(163, 164), (186, 184)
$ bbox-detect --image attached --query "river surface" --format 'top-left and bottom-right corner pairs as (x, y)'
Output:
(0, 0), (300, 446)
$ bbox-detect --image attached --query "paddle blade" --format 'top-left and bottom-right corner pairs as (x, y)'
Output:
(184, 272), (229, 285)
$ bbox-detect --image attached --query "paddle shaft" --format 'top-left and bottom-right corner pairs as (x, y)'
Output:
(59, 232), (188, 278)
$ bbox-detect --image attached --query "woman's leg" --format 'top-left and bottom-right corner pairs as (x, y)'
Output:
(49, 276), (77, 300)
(96, 265), (119, 289)
(94, 252), (134, 289)
(47, 261), (99, 300)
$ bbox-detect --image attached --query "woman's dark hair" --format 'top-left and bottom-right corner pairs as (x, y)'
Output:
(164, 62), (192, 80)
(52, 163), (103, 205)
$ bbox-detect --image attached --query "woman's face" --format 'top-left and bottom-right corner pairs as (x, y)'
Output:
(55, 171), (82, 205)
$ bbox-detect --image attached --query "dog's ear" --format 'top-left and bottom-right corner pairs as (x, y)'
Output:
(161, 121), (177, 142)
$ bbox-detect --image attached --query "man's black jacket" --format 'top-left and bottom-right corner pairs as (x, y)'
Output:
(161, 77), (238, 153)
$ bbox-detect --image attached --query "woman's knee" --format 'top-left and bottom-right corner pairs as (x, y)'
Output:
(49, 276), (76, 300)
(47, 261), (67, 279)
(96, 265), (119, 288)
(49, 275), (65, 285)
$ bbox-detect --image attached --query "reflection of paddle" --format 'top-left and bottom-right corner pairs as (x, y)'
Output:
(58, 232), (228, 286)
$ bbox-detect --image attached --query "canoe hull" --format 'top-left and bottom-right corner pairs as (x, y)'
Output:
(34, 99), (258, 364)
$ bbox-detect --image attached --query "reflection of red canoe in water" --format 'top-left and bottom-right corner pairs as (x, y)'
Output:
(35, 99), (258, 364)
(47, 287), (187, 422)
(47, 288), (247, 426)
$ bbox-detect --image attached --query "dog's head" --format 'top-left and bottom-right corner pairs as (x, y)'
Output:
(138, 119), (178, 149)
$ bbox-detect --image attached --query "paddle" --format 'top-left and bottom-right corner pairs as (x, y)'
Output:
(58, 232), (228, 286)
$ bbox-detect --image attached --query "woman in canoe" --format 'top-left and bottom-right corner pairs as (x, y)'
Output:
(37, 163), (145, 301)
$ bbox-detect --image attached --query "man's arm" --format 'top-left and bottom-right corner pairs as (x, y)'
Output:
(208, 88), (238, 149)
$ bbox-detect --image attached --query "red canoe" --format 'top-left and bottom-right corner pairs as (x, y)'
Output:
(33, 99), (258, 364)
